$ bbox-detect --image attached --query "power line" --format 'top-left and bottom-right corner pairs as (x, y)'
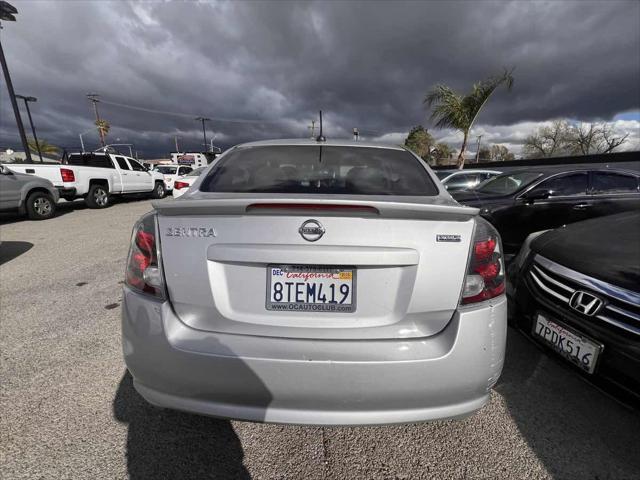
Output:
(98, 98), (293, 125)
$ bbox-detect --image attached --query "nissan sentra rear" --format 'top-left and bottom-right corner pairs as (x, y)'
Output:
(121, 139), (507, 425)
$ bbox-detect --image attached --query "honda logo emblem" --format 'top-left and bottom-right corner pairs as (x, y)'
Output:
(568, 291), (603, 316)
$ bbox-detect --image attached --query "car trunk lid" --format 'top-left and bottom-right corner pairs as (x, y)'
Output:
(155, 196), (476, 340)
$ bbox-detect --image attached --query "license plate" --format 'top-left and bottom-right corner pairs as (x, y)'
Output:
(533, 313), (603, 374)
(266, 265), (356, 313)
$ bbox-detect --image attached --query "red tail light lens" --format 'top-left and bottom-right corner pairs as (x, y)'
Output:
(461, 219), (505, 305)
(60, 168), (75, 182)
(174, 181), (190, 190)
(125, 213), (165, 298)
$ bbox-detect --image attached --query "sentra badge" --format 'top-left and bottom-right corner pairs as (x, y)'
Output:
(166, 227), (216, 238)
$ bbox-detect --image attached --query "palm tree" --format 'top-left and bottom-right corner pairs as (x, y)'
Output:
(27, 138), (60, 158)
(424, 69), (514, 168)
(95, 119), (110, 144)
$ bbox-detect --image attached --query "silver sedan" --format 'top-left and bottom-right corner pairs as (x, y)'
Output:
(121, 139), (507, 425)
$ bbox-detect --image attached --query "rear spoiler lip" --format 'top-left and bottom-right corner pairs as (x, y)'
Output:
(153, 196), (479, 220)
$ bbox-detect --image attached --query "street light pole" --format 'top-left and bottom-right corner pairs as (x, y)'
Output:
(195, 117), (210, 152)
(0, 2), (33, 163)
(16, 95), (42, 162)
(475, 135), (483, 164)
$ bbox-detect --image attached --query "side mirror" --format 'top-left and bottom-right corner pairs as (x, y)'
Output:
(523, 189), (551, 202)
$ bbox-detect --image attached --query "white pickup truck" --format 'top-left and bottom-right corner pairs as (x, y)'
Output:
(3, 153), (167, 208)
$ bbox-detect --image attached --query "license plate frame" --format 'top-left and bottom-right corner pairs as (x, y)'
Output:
(266, 264), (356, 313)
(532, 312), (604, 374)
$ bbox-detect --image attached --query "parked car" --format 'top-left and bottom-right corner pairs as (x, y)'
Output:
(154, 164), (194, 193)
(172, 166), (207, 198)
(0, 164), (59, 220)
(435, 169), (501, 192)
(452, 167), (640, 252)
(122, 139), (508, 425)
(507, 211), (640, 404)
(3, 152), (167, 208)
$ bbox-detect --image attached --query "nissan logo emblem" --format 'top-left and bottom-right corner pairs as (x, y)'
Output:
(299, 219), (325, 242)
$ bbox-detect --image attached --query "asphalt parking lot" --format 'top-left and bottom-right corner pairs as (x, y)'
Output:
(1, 198), (639, 480)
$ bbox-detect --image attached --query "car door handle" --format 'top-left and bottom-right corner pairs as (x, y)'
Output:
(122, 173), (128, 176)
(573, 203), (590, 210)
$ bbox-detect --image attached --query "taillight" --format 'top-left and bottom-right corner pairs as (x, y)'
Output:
(174, 181), (189, 190)
(60, 168), (75, 182)
(461, 218), (505, 304)
(125, 213), (165, 299)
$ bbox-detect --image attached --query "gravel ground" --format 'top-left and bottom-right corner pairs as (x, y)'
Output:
(1, 198), (639, 480)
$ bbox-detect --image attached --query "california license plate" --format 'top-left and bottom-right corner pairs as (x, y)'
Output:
(533, 313), (603, 374)
(266, 265), (356, 313)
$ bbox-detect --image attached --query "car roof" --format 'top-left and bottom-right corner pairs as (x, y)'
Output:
(446, 169), (501, 174)
(498, 166), (640, 176)
(233, 138), (405, 150)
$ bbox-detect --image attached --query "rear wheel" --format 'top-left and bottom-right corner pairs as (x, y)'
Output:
(151, 181), (166, 199)
(86, 184), (110, 208)
(26, 191), (56, 220)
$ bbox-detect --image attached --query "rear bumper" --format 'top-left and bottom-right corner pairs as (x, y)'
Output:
(55, 187), (77, 199)
(121, 288), (507, 425)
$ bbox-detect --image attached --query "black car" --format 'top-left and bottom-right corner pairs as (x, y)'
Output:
(508, 211), (640, 405)
(452, 167), (640, 252)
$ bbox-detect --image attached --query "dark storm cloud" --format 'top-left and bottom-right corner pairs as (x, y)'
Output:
(1, 0), (638, 156)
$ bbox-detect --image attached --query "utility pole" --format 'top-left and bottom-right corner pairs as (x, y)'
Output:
(195, 117), (210, 152)
(16, 95), (42, 162)
(353, 128), (359, 142)
(474, 135), (483, 163)
(308, 120), (316, 139)
(87, 93), (105, 147)
(0, 2), (33, 163)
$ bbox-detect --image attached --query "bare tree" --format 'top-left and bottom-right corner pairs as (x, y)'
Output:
(489, 144), (515, 162)
(523, 120), (571, 158)
(595, 123), (628, 153)
(524, 120), (629, 158)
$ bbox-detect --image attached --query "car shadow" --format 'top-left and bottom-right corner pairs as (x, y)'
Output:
(113, 371), (252, 479)
(496, 328), (640, 478)
(0, 200), (83, 226)
(0, 241), (34, 265)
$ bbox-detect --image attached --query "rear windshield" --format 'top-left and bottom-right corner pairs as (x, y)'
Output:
(476, 172), (542, 195)
(67, 153), (114, 169)
(200, 146), (438, 196)
(186, 167), (206, 177)
(156, 166), (178, 174)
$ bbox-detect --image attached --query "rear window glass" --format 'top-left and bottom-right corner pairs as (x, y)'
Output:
(591, 172), (638, 193)
(200, 146), (438, 196)
(156, 166), (178, 174)
(67, 154), (114, 169)
(186, 167), (206, 177)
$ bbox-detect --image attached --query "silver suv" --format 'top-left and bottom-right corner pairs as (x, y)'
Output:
(0, 165), (59, 220)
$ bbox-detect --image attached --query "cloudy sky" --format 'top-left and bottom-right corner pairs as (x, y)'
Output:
(1, 0), (639, 158)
